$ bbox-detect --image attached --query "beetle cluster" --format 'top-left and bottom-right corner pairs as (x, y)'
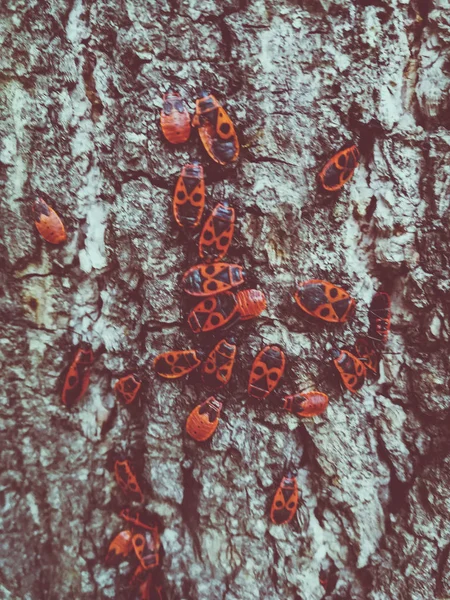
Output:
(104, 459), (164, 600)
(162, 91), (239, 165)
(270, 283), (391, 525)
(57, 349), (165, 598)
(154, 95), (382, 527)
(294, 280), (392, 394)
(158, 90), (313, 527)
(31, 86), (393, 594)
(156, 91), (270, 443)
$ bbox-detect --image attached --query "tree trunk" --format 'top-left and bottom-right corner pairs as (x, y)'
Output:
(1, 0), (450, 598)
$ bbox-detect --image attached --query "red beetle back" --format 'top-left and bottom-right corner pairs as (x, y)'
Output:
(236, 289), (266, 320)
(160, 91), (191, 144)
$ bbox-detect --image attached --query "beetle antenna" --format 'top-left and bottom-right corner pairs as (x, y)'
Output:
(365, 334), (386, 344)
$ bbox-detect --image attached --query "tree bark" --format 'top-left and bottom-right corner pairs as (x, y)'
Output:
(1, 0), (450, 598)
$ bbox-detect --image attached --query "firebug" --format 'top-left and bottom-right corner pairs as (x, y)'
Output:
(160, 91), (191, 144)
(105, 530), (134, 566)
(331, 348), (366, 393)
(281, 391), (329, 418)
(153, 350), (202, 379)
(187, 289), (266, 333)
(114, 459), (144, 504)
(186, 397), (222, 442)
(114, 374), (141, 405)
(192, 92), (239, 165)
(199, 201), (235, 262)
(173, 162), (205, 229)
(33, 197), (67, 244)
(368, 292), (391, 345)
(201, 338), (236, 390)
(270, 473), (299, 525)
(248, 345), (285, 399)
(294, 280), (356, 323)
(182, 263), (244, 296)
(61, 345), (94, 408)
(318, 144), (360, 191)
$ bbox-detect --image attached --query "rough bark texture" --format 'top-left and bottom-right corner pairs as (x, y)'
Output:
(1, 0), (450, 599)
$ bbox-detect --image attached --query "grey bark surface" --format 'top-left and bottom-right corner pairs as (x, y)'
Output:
(1, 0), (450, 598)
